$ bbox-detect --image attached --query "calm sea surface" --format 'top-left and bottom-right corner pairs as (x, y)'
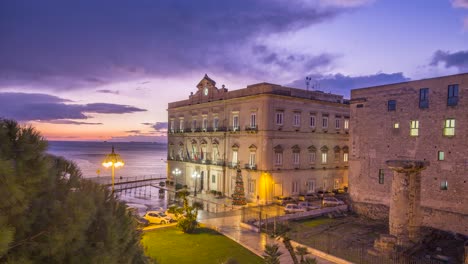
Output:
(47, 141), (168, 178)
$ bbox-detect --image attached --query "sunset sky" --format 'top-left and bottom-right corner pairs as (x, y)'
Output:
(1, 0), (468, 142)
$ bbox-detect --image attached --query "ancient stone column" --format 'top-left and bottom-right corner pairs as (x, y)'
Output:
(386, 160), (429, 248)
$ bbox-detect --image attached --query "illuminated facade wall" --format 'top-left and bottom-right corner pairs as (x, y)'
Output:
(350, 73), (468, 235)
(167, 75), (349, 204)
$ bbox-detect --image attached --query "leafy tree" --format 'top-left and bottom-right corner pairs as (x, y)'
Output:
(296, 246), (316, 264)
(175, 189), (200, 233)
(263, 243), (282, 264)
(0, 119), (149, 263)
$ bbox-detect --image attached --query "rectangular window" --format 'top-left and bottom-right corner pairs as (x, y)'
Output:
(310, 115), (316, 128)
(309, 152), (316, 164)
(307, 180), (315, 193)
(170, 120), (175, 132)
(212, 174), (216, 183)
(179, 118), (184, 131)
(394, 123), (399, 129)
(249, 152), (256, 167)
(232, 115), (239, 130)
(322, 117), (328, 129)
(410, 120), (419, 136)
(438, 151), (445, 161)
(202, 118), (208, 130)
(335, 119), (341, 129)
(293, 152), (300, 165)
(388, 100), (396, 111)
(213, 117), (219, 130)
(419, 88), (429, 109)
(440, 180), (448, 190)
(378, 169), (384, 184)
(344, 119), (349, 130)
(192, 120), (197, 131)
(447, 84), (459, 106)
(276, 112), (283, 125)
(292, 181), (299, 194)
(275, 152), (283, 165)
(443, 118), (455, 136)
(232, 151), (238, 164)
(321, 152), (327, 164)
(250, 113), (256, 128)
(293, 113), (301, 127)
(343, 153), (348, 162)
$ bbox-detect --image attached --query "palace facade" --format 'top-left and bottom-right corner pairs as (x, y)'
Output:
(167, 75), (349, 204)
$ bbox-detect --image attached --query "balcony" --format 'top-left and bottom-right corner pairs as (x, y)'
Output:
(212, 159), (226, 166)
(245, 125), (258, 133)
(228, 162), (240, 169)
(228, 126), (240, 132)
(244, 163), (257, 170)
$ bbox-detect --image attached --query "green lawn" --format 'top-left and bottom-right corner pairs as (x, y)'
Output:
(142, 226), (263, 264)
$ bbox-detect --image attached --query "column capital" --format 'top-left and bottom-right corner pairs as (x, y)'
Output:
(386, 160), (429, 173)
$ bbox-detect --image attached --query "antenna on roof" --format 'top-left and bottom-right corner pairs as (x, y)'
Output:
(305, 77), (311, 91)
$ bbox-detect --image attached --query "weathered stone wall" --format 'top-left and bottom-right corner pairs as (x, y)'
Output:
(351, 201), (389, 220)
(350, 73), (468, 236)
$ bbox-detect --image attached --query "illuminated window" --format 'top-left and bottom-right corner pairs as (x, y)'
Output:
(394, 123), (399, 129)
(343, 153), (348, 162)
(310, 115), (316, 128)
(293, 113), (301, 127)
(447, 84), (458, 106)
(419, 88), (429, 109)
(438, 151), (444, 161)
(179, 118), (184, 131)
(170, 119), (175, 132)
(344, 119), (349, 130)
(410, 120), (419, 136)
(321, 152), (327, 164)
(440, 180), (448, 190)
(202, 118), (208, 130)
(232, 151), (238, 164)
(322, 117), (328, 129)
(378, 169), (384, 184)
(249, 152), (256, 167)
(443, 118), (455, 136)
(275, 112), (283, 125)
(388, 100), (396, 111)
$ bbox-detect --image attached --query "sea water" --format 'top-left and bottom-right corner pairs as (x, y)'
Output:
(47, 141), (168, 178)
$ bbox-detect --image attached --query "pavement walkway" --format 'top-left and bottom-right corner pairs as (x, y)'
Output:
(200, 214), (335, 264)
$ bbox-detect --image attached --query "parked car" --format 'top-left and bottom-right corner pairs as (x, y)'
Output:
(322, 197), (345, 207)
(143, 211), (173, 224)
(300, 193), (320, 201)
(284, 203), (306, 214)
(273, 196), (294, 206)
(297, 202), (321, 211)
(332, 188), (346, 194)
(317, 190), (335, 198)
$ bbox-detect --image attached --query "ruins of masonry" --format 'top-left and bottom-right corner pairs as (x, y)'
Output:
(371, 160), (429, 255)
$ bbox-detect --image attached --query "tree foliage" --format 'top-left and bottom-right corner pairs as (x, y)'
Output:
(175, 189), (199, 233)
(0, 119), (149, 263)
(263, 243), (282, 264)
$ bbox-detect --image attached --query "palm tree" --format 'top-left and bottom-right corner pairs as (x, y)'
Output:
(263, 243), (282, 264)
(296, 246), (309, 263)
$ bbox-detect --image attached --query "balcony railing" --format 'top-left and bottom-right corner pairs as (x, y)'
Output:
(228, 162), (240, 168)
(245, 125), (258, 132)
(244, 163), (257, 170)
(228, 126), (240, 132)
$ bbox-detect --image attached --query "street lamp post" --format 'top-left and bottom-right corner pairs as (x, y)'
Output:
(102, 146), (124, 193)
(172, 168), (181, 189)
(192, 171), (200, 196)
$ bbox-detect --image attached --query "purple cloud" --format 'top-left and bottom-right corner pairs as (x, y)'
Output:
(430, 50), (468, 71)
(96, 89), (120, 95)
(287, 72), (410, 97)
(142, 122), (168, 132)
(0, 1), (366, 90)
(0, 92), (146, 122)
(38, 120), (103, 125)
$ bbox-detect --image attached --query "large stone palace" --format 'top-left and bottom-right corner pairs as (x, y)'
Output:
(167, 75), (350, 204)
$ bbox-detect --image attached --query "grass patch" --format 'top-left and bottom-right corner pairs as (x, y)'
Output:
(142, 226), (263, 264)
(296, 217), (336, 228)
